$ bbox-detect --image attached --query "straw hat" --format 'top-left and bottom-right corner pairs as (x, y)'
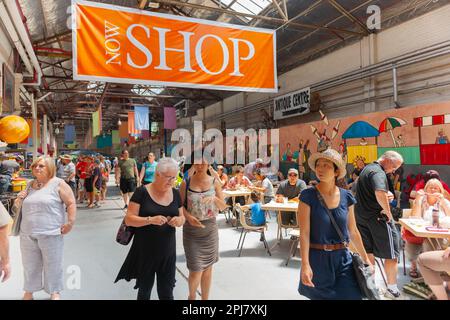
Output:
(308, 148), (347, 180)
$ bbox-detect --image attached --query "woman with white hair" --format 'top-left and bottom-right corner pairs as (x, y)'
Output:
(115, 157), (185, 300)
(404, 178), (450, 278)
(14, 156), (76, 300)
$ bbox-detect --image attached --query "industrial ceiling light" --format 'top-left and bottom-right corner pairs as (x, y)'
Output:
(55, 127), (60, 134)
(118, 119), (122, 126)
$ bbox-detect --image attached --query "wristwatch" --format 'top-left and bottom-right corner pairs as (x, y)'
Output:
(146, 216), (151, 224)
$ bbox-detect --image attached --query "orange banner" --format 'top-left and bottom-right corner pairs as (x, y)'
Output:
(72, 0), (277, 92)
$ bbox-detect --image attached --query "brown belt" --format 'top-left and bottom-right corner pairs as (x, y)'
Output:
(310, 243), (347, 251)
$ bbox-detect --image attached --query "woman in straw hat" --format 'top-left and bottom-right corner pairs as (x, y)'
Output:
(297, 148), (372, 300)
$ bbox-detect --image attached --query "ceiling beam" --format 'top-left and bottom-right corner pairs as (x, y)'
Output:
(97, 83), (110, 107)
(40, 89), (216, 100)
(277, 0), (373, 54)
(272, 0), (288, 21)
(154, 0), (362, 36)
(139, 0), (149, 10)
(34, 31), (72, 46)
(327, 0), (371, 35)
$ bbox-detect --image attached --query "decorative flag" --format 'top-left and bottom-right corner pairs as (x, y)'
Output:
(128, 112), (141, 136)
(112, 130), (120, 144)
(92, 110), (100, 137)
(97, 134), (112, 148)
(164, 107), (177, 129)
(134, 106), (149, 130)
(64, 125), (76, 143)
(119, 121), (128, 138)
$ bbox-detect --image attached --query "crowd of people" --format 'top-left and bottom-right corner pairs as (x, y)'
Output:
(1, 146), (450, 301)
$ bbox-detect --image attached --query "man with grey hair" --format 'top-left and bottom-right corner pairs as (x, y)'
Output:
(244, 158), (264, 181)
(355, 150), (404, 299)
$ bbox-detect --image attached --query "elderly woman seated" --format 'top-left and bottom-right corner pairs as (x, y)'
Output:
(403, 178), (450, 278)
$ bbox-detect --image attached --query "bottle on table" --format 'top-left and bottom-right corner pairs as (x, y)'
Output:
(432, 207), (440, 228)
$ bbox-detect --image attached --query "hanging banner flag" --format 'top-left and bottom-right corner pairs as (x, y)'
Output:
(273, 87), (310, 120)
(112, 130), (120, 144)
(119, 121), (128, 138)
(128, 112), (141, 136)
(72, 0), (277, 92)
(64, 125), (76, 143)
(164, 107), (177, 129)
(92, 111), (100, 137)
(134, 106), (149, 130)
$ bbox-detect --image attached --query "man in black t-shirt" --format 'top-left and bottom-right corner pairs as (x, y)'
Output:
(355, 151), (404, 299)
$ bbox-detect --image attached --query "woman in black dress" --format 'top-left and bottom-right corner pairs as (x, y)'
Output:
(115, 158), (185, 300)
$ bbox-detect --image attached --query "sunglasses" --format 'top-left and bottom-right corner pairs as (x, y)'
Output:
(288, 173), (298, 177)
(33, 164), (46, 169)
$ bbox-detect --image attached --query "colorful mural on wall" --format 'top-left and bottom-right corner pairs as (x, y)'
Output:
(279, 101), (450, 177)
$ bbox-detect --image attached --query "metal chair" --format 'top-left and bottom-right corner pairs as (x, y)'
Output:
(285, 229), (300, 266)
(235, 205), (271, 257)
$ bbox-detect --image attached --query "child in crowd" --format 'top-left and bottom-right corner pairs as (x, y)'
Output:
(240, 191), (266, 227)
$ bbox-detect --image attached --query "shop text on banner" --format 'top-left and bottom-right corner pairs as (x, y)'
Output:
(72, 0), (278, 92)
(273, 87), (310, 120)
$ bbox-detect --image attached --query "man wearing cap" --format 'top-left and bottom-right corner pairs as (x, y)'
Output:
(0, 202), (11, 282)
(244, 158), (264, 181)
(276, 168), (307, 225)
(57, 155), (76, 195)
(355, 151), (404, 299)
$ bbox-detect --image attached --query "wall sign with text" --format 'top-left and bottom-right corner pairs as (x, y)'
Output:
(273, 87), (310, 120)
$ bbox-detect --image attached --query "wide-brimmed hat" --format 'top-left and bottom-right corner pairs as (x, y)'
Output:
(308, 148), (347, 180)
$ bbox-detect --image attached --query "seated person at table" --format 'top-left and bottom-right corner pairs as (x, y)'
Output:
(239, 191), (266, 227)
(417, 247), (450, 300)
(403, 179), (450, 278)
(250, 169), (275, 204)
(410, 170), (450, 202)
(226, 166), (253, 206)
(276, 168), (307, 226)
(216, 165), (228, 189)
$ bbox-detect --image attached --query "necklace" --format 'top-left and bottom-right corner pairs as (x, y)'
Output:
(35, 181), (45, 189)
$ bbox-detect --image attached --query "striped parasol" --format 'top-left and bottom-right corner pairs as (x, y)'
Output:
(379, 117), (407, 147)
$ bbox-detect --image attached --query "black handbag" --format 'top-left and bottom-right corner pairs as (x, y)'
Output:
(116, 218), (135, 245)
(314, 187), (380, 300)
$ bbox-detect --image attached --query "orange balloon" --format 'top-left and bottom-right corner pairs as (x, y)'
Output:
(0, 115), (30, 143)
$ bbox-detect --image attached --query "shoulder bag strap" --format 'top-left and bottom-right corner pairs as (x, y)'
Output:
(313, 186), (348, 246)
(184, 177), (190, 208)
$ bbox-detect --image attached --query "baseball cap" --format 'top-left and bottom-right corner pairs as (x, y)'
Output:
(288, 168), (299, 175)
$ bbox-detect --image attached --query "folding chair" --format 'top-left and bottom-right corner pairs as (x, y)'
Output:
(235, 205), (271, 257)
(285, 229), (300, 266)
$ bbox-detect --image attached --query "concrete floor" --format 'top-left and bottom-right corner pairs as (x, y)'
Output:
(0, 178), (414, 300)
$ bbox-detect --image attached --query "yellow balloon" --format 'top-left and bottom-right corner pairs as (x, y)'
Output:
(0, 115), (30, 143)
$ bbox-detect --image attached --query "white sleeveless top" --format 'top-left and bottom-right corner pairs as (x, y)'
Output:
(420, 197), (449, 223)
(21, 177), (66, 236)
